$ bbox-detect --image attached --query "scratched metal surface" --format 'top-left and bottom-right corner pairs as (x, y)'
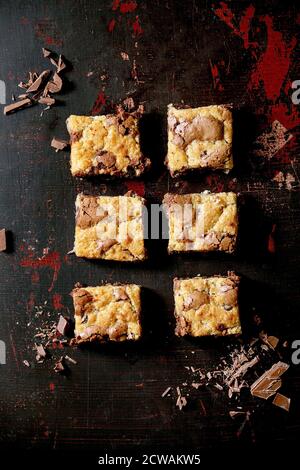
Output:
(0, 0), (300, 457)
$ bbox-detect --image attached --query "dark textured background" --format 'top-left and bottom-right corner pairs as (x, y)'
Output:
(0, 0), (300, 463)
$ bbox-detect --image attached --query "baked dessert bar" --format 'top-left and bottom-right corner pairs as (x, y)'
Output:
(66, 111), (150, 177)
(166, 104), (233, 176)
(74, 192), (146, 261)
(72, 284), (142, 343)
(163, 192), (238, 253)
(173, 272), (241, 337)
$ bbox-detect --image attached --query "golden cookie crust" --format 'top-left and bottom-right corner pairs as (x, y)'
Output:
(72, 284), (142, 343)
(174, 272), (241, 337)
(166, 104), (233, 177)
(163, 191), (238, 253)
(74, 192), (146, 261)
(66, 112), (150, 177)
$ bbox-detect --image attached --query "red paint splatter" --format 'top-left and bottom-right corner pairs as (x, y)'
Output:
(52, 293), (63, 310)
(45, 36), (56, 45)
(209, 60), (224, 91)
(214, 2), (258, 49)
(248, 16), (296, 101)
(269, 102), (300, 130)
(108, 18), (116, 32)
(27, 292), (35, 311)
(20, 251), (61, 292)
(132, 15), (143, 36)
(49, 383), (55, 392)
(120, 1), (137, 14)
(125, 181), (145, 197)
(214, 2), (299, 129)
(91, 90), (106, 115)
(31, 271), (40, 283)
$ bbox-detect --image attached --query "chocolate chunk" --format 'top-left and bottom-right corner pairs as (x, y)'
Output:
(174, 116), (224, 145)
(51, 137), (69, 152)
(56, 315), (69, 335)
(70, 131), (83, 143)
(272, 393), (290, 412)
(183, 291), (209, 309)
(72, 288), (93, 316)
(113, 287), (128, 301)
(0, 229), (6, 251)
(26, 70), (50, 93)
(108, 320), (127, 340)
(98, 239), (117, 253)
(4, 98), (32, 115)
(94, 151), (116, 168)
(76, 195), (108, 229)
(251, 361), (289, 399)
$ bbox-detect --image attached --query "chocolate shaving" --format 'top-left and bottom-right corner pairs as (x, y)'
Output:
(56, 315), (69, 335)
(26, 70), (50, 93)
(50, 55), (66, 73)
(0, 229), (7, 251)
(251, 361), (289, 399)
(39, 96), (55, 106)
(4, 98), (32, 115)
(47, 73), (63, 93)
(272, 393), (290, 412)
(35, 343), (47, 361)
(54, 356), (66, 373)
(51, 137), (69, 152)
(42, 48), (52, 58)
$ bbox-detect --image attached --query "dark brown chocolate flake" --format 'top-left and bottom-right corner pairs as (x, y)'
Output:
(250, 361), (289, 399)
(272, 393), (290, 411)
(4, 98), (32, 115)
(51, 137), (69, 152)
(72, 288), (93, 316)
(0, 229), (6, 251)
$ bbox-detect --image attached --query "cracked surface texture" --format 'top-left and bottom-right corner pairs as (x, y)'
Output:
(66, 112), (150, 177)
(72, 284), (142, 343)
(163, 192), (238, 253)
(174, 273), (241, 337)
(74, 192), (146, 261)
(166, 104), (233, 176)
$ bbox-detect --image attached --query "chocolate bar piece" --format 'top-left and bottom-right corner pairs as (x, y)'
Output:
(173, 272), (241, 337)
(72, 284), (142, 343)
(166, 104), (233, 176)
(66, 111), (150, 177)
(163, 192), (238, 254)
(74, 192), (146, 261)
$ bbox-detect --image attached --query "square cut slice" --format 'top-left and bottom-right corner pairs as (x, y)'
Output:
(166, 104), (233, 177)
(66, 112), (150, 177)
(173, 273), (241, 337)
(72, 284), (142, 343)
(74, 192), (146, 261)
(163, 192), (238, 253)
